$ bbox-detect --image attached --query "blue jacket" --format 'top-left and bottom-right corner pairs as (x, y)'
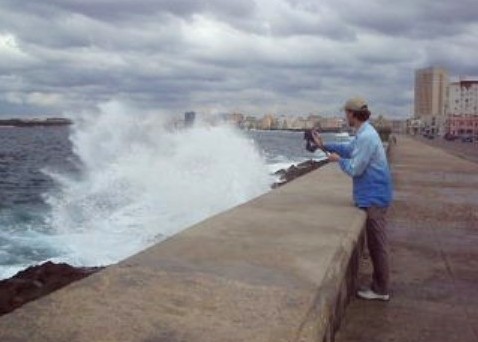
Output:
(324, 122), (393, 208)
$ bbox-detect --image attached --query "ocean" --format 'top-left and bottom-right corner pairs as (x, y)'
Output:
(0, 116), (348, 280)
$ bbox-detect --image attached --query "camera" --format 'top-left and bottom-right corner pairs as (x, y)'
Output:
(304, 128), (320, 152)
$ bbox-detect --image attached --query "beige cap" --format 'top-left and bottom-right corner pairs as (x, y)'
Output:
(344, 97), (368, 111)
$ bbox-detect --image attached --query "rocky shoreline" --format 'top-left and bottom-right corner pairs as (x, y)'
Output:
(0, 118), (72, 127)
(1, 159), (327, 317)
(0, 262), (102, 316)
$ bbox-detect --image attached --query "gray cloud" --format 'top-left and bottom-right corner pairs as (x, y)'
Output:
(331, 0), (478, 39)
(0, 0), (477, 119)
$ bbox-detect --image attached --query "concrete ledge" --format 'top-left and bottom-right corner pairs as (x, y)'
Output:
(0, 164), (365, 342)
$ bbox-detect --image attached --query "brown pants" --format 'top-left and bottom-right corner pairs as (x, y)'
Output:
(365, 206), (390, 295)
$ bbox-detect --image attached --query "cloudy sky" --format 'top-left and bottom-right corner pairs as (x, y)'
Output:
(1, 0), (478, 119)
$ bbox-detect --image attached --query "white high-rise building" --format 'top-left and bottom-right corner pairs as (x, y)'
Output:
(445, 79), (478, 139)
(447, 80), (478, 116)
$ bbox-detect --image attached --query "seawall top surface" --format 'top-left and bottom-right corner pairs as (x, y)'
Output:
(0, 164), (365, 342)
(336, 136), (478, 342)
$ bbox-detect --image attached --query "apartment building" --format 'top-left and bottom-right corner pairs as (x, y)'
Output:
(445, 80), (478, 139)
(414, 67), (449, 134)
(447, 80), (478, 116)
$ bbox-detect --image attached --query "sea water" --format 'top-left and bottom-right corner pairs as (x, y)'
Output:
(0, 109), (345, 279)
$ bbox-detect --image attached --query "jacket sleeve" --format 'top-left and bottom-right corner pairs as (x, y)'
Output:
(338, 136), (376, 177)
(323, 142), (353, 158)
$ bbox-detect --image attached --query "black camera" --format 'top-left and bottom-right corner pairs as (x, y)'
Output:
(304, 128), (319, 152)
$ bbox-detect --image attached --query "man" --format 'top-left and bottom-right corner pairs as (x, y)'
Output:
(312, 97), (393, 301)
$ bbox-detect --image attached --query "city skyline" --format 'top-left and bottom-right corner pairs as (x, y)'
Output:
(1, 1), (478, 119)
(412, 66), (478, 137)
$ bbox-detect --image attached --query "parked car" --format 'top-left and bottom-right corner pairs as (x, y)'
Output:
(461, 135), (473, 143)
(443, 133), (458, 141)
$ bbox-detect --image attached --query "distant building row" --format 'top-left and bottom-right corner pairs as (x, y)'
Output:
(226, 113), (347, 131)
(175, 111), (407, 135)
(171, 111), (347, 131)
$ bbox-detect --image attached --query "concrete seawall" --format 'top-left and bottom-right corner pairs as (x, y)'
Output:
(0, 165), (366, 342)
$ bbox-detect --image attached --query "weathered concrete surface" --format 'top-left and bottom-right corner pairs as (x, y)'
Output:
(415, 135), (478, 164)
(0, 164), (365, 342)
(336, 136), (478, 342)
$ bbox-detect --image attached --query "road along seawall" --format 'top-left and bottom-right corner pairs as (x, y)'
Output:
(0, 164), (366, 342)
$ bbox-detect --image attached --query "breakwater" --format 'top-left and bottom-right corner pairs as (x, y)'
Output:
(0, 159), (327, 316)
(0, 163), (366, 342)
(0, 118), (72, 127)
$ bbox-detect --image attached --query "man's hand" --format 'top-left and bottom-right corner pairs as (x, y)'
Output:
(327, 153), (341, 162)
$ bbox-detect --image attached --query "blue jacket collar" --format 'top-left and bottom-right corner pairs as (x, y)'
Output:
(356, 121), (370, 135)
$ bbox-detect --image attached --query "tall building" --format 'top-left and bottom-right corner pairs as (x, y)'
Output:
(414, 67), (449, 118)
(414, 67), (449, 134)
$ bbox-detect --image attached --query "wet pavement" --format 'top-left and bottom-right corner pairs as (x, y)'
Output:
(336, 136), (478, 342)
(414, 135), (478, 164)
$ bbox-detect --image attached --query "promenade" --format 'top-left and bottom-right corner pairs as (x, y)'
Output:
(414, 135), (478, 164)
(336, 136), (478, 341)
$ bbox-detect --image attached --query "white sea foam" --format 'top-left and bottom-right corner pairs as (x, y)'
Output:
(2, 102), (338, 280)
(39, 103), (273, 268)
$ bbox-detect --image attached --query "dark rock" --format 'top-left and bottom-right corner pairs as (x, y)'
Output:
(0, 261), (103, 316)
(272, 159), (329, 188)
(0, 118), (72, 127)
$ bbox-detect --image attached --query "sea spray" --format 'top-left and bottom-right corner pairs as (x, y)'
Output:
(43, 106), (273, 267)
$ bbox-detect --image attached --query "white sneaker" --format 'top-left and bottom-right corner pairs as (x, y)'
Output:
(357, 289), (390, 301)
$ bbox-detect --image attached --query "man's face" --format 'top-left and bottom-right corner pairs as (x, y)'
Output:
(345, 110), (355, 127)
